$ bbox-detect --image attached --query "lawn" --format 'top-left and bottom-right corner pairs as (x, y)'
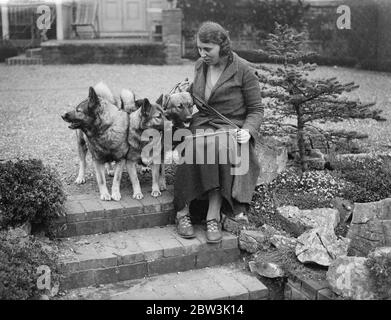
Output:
(1, 62), (391, 196)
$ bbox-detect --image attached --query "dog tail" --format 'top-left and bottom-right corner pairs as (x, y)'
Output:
(94, 82), (116, 105)
(120, 89), (137, 113)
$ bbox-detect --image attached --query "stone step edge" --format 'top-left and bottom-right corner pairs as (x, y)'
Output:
(59, 226), (240, 289)
(26, 48), (42, 58)
(59, 263), (269, 300)
(59, 225), (238, 273)
(58, 188), (175, 225)
(54, 189), (176, 237)
(6, 55), (43, 65)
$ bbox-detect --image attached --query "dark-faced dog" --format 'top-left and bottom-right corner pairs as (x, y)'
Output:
(162, 92), (194, 129)
(126, 98), (166, 199)
(62, 82), (130, 201)
(157, 85), (195, 188)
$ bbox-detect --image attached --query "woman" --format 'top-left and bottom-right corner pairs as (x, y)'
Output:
(173, 21), (264, 243)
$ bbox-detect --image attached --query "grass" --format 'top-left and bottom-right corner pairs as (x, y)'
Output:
(0, 63), (194, 196)
(0, 62), (390, 198)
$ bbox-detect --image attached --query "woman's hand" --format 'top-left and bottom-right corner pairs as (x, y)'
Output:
(236, 129), (251, 144)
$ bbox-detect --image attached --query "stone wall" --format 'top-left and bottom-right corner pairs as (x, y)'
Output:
(284, 271), (339, 300)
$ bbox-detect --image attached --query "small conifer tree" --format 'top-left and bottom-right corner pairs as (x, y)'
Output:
(255, 23), (385, 171)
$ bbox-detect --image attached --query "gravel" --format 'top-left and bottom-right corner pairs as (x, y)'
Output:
(1, 62), (391, 197)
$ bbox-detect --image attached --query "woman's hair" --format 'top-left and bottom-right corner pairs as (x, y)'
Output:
(196, 21), (232, 57)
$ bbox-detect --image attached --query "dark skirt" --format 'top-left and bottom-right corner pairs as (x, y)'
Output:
(173, 123), (248, 219)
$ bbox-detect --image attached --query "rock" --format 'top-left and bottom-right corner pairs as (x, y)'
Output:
(221, 213), (247, 234)
(6, 226), (29, 240)
(306, 156), (326, 170)
(277, 206), (340, 237)
(367, 246), (391, 260)
(20, 222), (32, 235)
(259, 224), (285, 237)
(307, 148), (324, 159)
(270, 234), (297, 250)
(238, 230), (270, 253)
(330, 197), (354, 223)
(327, 256), (376, 300)
(249, 260), (285, 278)
(256, 136), (288, 185)
(295, 227), (350, 267)
(347, 198), (391, 256)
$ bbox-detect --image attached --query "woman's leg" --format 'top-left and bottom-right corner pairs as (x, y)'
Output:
(206, 188), (223, 243)
(206, 188), (223, 222)
(177, 204), (190, 218)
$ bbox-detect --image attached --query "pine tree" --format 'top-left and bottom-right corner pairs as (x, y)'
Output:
(255, 23), (385, 171)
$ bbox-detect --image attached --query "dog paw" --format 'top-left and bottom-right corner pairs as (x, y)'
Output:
(151, 189), (162, 197)
(159, 179), (167, 191)
(140, 166), (151, 174)
(111, 192), (121, 201)
(75, 177), (86, 184)
(107, 170), (115, 177)
(100, 192), (112, 201)
(133, 192), (144, 200)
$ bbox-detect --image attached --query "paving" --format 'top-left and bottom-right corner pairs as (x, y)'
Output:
(59, 263), (269, 300)
(55, 183), (268, 299)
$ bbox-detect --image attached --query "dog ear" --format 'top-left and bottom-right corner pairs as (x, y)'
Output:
(156, 94), (164, 106)
(135, 99), (144, 110)
(140, 98), (152, 116)
(88, 87), (100, 109)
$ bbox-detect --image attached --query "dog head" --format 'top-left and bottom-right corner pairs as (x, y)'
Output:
(136, 98), (166, 131)
(161, 92), (194, 128)
(62, 86), (104, 130)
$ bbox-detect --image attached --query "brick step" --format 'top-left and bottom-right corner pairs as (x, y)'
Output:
(6, 54), (43, 65)
(56, 187), (175, 238)
(26, 47), (42, 58)
(59, 263), (268, 300)
(59, 225), (240, 290)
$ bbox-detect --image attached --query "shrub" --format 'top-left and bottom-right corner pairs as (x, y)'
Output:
(274, 189), (332, 210)
(0, 42), (18, 62)
(271, 167), (347, 200)
(250, 184), (280, 229)
(0, 159), (66, 235)
(366, 250), (391, 300)
(331, 156), (391, 202)
(236, 49), (359, 68)
(0, 230), (63, 300)
(178, 0), (306, 39)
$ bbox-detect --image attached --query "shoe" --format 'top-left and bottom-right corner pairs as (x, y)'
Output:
(206, 219), (222, 243)
(176, 215), (195, 239)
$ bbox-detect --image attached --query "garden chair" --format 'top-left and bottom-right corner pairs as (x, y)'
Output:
(71, 0), (99, 38)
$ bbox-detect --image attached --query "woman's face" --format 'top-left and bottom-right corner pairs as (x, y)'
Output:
(197, 37), (221, 65)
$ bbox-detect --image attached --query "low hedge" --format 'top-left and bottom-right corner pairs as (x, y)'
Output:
(0, 159), (66, 236)
(0, 44), (18, 62)
(41, 43), (166, 65)
(0, 230), (63, 300)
